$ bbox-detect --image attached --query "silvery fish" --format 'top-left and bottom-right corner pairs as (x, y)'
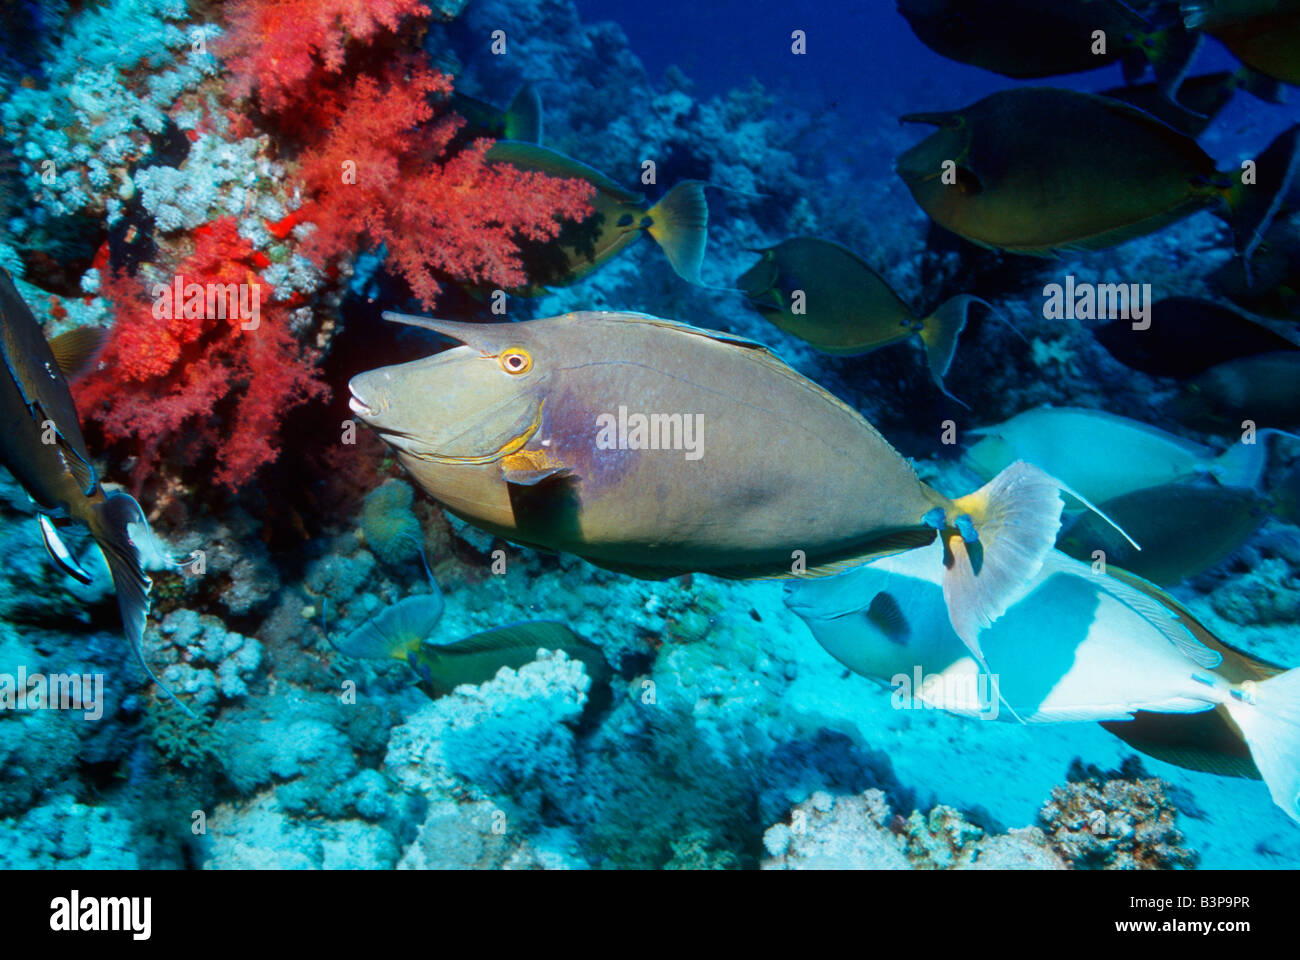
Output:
(784, 541), (1300, 822)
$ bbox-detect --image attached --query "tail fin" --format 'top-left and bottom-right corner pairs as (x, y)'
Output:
(1144, 21), (1203, 106)
(1235, 66), (1288, 105)
(90, 491), (195, 719)
(1227, 123), (1300, 270)
(919, 295), (989, 406)
(504, 82), (542, 143)
(1208, 437), (1270, 491)
(939, 462), (1141, 658)
(940, 462), (1068, 654)
(646, 181), (709, 284)
(1223, 668), (1300, 823)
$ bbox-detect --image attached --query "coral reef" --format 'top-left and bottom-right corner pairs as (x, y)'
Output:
(761, 790), (1067, 870)
(0, 0), (1296, 874)
(1038, 760), (1200, 870)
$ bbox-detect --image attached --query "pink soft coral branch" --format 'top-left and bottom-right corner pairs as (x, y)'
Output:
(297, 65), (595, 307)
(218, 0), (432, 111)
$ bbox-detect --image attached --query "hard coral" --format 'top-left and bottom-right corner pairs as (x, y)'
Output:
(1039, 759), (1199, 870)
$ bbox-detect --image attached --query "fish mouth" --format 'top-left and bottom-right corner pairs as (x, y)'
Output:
(347, 375), (383, 420)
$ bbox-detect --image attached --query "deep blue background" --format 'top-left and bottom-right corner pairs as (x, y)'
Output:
(573, 0), (1278, 152)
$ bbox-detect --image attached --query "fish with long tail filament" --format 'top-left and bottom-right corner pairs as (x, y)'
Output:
(348, 309), (1134, 650)
(0, 267), (189, 716)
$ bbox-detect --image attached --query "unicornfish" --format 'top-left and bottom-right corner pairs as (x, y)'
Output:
(485, 142), (708, 294)
(349, 310), (1132, 648)
(0, 267), (185, 712)
(784, 540), (1300, 822)
(895, 87), (1299, 263)
(736, 236), (988, 401)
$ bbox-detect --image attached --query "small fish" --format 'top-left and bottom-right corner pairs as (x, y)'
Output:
(1169, 350), (1300, 431)
(895, 87), (1298, 259)
(0, 268), (183, 711)
(417, 621), (609, 697)
(964, 406), (1268, 504)
(1094, 296), (1299, 379)
(332, 598), (608, 698)
(451, 83), (543, 143)
(1057, 482), (1270, 585)
(349, 311), (1119, 651)
(784, 541), (1300, 822)
(333, 592), (446, 663)
(1184, 0), (1300, 86)
(485, 141), (708, 292)
(896, 0), (1201, 102)
(736, 237), (987, 400)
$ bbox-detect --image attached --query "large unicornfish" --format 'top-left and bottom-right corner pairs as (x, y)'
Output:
(349, 310), (1124, 647)
(0, 268), (185, 712)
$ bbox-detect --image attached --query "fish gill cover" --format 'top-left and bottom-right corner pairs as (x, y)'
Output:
(0, 0), (1295, 884)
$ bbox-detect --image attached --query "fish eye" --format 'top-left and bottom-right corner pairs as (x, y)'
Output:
(499, 348), (532, 375)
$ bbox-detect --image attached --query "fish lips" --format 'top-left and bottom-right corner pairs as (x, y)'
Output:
(349, 354), (544, 463)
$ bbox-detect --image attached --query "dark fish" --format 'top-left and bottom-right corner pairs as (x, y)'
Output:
(897, 0), (1201, 101)
(417, 621), (609, 698)
(1094, 296), (1299, 379)
(736, 237), (986, 399)
(1210, 216), (1300, 318)
(1100, 70), (1239, 137)
(451, 83), (543, 143)
(1057, 482), (1269, 584)
(485, 141), (708, 293)
(0, 268), (183, 711)
(332, 599), (608, 698)
(895, 87), (1298, 258)
(1169, 350), (1300, 431)
(1184, 0), (1300, 85)
(350, 310), (1127, 651)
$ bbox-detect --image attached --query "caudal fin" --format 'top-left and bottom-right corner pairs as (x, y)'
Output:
(504, 82), (543, 143)
(1227, 123), (1300, 270)
(646, 181), (709, 284)
(90, 491), (195, 719)
(919, 295), (989, 406)
(939, 462), (1141, 659)
(1223, 668), (1300, 823)
(939, 462), (1068, 655)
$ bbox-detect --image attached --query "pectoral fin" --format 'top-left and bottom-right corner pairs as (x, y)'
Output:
(501, 447), (573, 486)
(39, 513), (93, 584)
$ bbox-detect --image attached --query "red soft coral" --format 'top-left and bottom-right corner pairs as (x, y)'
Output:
(217, 0), (432, 113)
(297, 63), (595, 307)
(74, 219), (327, 492)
